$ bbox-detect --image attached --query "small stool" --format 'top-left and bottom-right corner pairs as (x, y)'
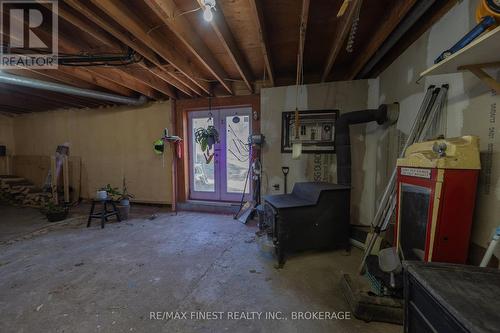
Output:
(87, 199), (121, 229)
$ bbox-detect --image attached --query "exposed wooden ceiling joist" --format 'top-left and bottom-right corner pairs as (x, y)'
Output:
(144, 0), (233, 95)
(44, 1), (178, 99)
(46, 67), (136, 97)
(3, 6), (161, 100)
(124, 66), (177, 99)
(196, 0), (254, 93)
(321, 0), (361, 82)
(89, 0), (211, 95)
(345, 0), (417, 80)
(248, 0), (275, 86)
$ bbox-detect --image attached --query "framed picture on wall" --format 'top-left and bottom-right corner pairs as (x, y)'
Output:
(281, 110), (339, 154)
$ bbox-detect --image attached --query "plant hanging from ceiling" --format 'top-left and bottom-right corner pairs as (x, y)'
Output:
(194, 125), (220, 164)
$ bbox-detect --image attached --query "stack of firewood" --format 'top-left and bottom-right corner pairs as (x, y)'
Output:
(0, 175), (51, 207)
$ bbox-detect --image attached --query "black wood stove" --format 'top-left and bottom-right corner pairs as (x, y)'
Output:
(261, 182), (350, 267)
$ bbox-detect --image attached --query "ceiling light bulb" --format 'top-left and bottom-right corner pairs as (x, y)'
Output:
(203, 7), (213, 22)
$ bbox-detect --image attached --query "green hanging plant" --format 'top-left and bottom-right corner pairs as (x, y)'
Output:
(194, 125), (220, 163)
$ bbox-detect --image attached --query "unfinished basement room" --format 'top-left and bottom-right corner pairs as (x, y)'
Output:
(0, 0), (499, 332)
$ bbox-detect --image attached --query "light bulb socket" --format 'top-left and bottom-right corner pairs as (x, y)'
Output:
(203, 7), (213, 21)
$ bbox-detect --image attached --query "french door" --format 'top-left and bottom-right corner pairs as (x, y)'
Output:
(188, 107), (251, 202)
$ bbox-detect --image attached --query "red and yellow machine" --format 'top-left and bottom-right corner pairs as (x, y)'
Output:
(394, 136), (481, 264)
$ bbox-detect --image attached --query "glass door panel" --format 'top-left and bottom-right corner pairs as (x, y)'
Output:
(220, 108), (251, 202)
(188, 107), (251, 202)
(188, 111), (219, 200)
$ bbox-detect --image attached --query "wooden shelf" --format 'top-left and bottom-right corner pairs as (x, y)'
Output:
(420, 25), (500, 92)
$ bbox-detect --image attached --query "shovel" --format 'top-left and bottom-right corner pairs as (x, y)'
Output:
(378, 247), (402, 289)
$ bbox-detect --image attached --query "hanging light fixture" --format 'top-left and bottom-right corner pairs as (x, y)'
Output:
(202, 0), (216, 22)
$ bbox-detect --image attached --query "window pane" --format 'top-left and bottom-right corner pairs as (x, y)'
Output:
(192, 117), (215, 192)
(225, 115), (250, 194)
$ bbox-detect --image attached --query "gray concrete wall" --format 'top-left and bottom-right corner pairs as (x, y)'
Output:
(260, 80), (389, 226)
(378, 0), (500, 251)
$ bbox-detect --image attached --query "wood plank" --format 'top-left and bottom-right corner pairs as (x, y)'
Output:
(196, 0), (254, 93)
(87, 68), (161, 100)
(420, 25), (500, 77)
(345, 0), (417, 80)
(48, 1), (181, 98)
(64, 0), (198, 96)
(5, 6), (158, 100)
(63, 0), (196, 97)
(322, 0), (360, 82)
(34, 68), (135, 97)
(63, 156), (70, 203)
(248, 0), (274, 86)
(90, 0), (210, 94)
(50, 156), (57, 204)
(124, 67), (177, 98)
(144, 0), (233, 95)
(459, 65), (500, 93)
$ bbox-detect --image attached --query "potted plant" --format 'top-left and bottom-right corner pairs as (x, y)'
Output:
(98, 184), (121, 201)
(117, 177), (134, 220)
(41, 201), (69, 222)
(194, 125), (220, 163)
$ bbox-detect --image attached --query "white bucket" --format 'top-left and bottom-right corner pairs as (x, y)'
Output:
(96, 190), (108, 200)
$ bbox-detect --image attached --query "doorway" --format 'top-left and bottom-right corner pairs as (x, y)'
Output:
(188, 107), (251, 202)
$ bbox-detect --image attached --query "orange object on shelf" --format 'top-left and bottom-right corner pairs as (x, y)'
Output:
(476, 0), (500, 27)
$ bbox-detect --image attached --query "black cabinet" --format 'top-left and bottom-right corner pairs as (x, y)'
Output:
(404, 262), (500, 333)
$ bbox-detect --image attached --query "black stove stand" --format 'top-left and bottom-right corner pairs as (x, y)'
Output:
(262, 182), (350, 267)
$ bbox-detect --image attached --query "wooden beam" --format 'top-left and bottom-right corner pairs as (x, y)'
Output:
(90, 0), (211, 94)
(86, 68), (161, 99)
(43, 68), (136, 97)
(63, 0), (199, 97)
(459, 64), (500, 93)
(322, 0), (360, 82)
(48, 3), (119, 48)
(144, 0), (233, 94)
(4, 7), (158, 100)
(367, 0), (458, 78)
(124, 66), (177, 99)
(39, 1), (178, 98)
(248, 0), (274, 86)
(296, 0), (310, 85)
(196, 0), (254, 93)
(345, 0), (417, 80)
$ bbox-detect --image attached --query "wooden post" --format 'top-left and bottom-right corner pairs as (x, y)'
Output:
(63, 156), (70, 203)
(171, 100), (177, 213)
(50, 155), (58, 204)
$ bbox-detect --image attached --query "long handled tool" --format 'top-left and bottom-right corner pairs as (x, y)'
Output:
(359, 85), (449, 273)
(282, 167), (290, 194)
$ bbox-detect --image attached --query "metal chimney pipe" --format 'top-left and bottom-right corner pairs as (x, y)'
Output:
(0, 71), (148, 106)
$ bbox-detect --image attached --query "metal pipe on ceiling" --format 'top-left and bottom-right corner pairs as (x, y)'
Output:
(0, 71), (147, 106)
(356, 0), (438, 79)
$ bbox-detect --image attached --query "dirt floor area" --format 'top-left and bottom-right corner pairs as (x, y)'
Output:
(0, 205), (402, 332)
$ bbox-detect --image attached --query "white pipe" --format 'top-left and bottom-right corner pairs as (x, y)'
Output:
(0, 71), (147, 106)
(480, 227), (500, 267)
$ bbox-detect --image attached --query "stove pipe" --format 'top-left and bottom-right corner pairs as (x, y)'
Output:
(335, 104), (388, 186)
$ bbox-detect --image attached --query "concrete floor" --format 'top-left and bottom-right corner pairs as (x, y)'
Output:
(0, 206), (402, 333)
(0, 205), (53, 243)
